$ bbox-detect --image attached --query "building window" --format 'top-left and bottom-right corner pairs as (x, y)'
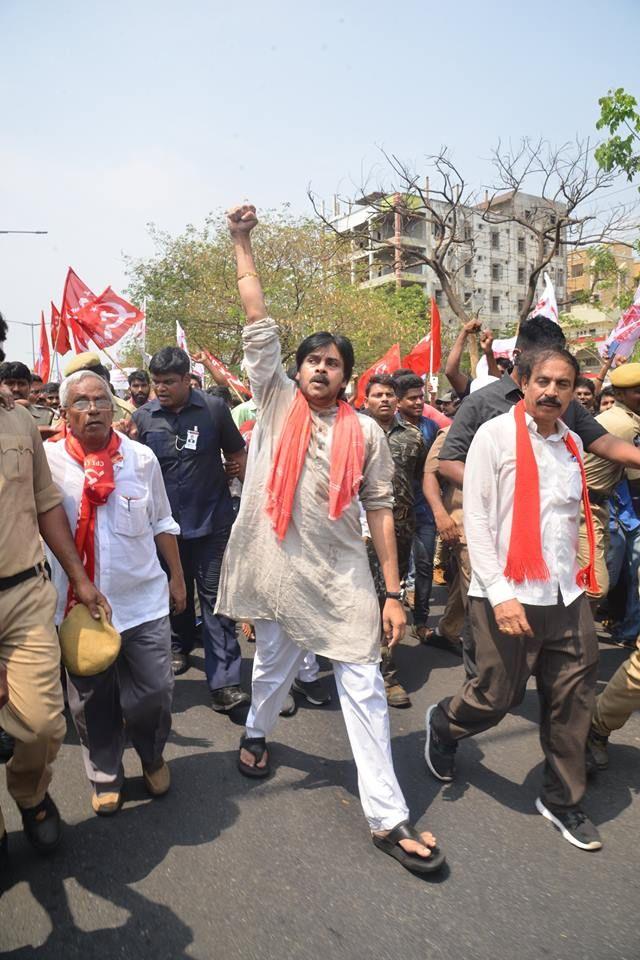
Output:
(517, 236), (525, 254)
(517, 266), (526, 284)
(464, 222), (472, 240)
(464, 291), (472, 306)
(518, 298), (525, 314)
(491, 231), (500, 250)
(464, 262), (472, 277)
(571, 263), (584, 278)
(557, 268), (564, 284)
(492, 296), (500, 313)
(491, 262), (502, 281)
(524, 209), (532, 221)
(434, 289), (443, 306)
(550, 214), (557, 226)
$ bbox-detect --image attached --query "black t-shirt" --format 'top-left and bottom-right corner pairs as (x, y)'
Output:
(439, 373), (607, 463)
(133, 389), (245, 539)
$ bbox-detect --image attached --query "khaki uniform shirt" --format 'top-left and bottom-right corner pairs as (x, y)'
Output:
(0, 405), (63, 578)
(28, 404), (54, 427)
(425, 428), (463, 527)
(113, 395), (134, 420)
(216, 318), (394, 664)
(585, 401), (640, 494)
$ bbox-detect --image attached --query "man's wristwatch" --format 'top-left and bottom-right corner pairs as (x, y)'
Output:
(385, 591), (402, 600)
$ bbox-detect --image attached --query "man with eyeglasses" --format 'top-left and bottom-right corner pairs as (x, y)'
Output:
(45, 370), (186, 816)
(133, 347), (249, 712)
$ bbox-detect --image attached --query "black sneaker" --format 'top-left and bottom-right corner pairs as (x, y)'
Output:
(586, 728), (609, 770)
(210, 685), (250, 713)
(20, 793), (62, 855)
(424, 704), (457, 781)
(535, 798), (602, 851)
(292, 678), (332, 706)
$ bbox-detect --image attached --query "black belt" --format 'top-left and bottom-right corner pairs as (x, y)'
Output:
(0, 564), (42, 592)
(587, 488), (610, 507)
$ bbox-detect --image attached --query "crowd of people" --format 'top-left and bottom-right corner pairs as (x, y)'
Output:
(0, 202), (639, 879)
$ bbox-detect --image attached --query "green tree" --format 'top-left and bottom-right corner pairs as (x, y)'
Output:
(124, 207), (433, 375)
(595, 88), (640, 186)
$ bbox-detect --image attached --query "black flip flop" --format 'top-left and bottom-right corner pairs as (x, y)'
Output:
(238, 736), (271, 779)
(373, 821), (446, 875)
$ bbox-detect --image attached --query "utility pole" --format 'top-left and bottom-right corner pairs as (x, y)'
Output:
(11, 321), (39, 365)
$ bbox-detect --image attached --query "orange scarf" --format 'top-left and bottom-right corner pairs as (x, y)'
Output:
(504, 400), (599, 593)
(266, 390), (365, 541)
(64, 431), (122, 607)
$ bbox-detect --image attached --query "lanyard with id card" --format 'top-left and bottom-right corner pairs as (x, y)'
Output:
(184, 426), (199, 451)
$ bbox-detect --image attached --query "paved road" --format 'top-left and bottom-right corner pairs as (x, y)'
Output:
(1, 593), (639, 960)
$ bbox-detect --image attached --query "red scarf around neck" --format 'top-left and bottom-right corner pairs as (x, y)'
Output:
(504, 400), (599, 593)
(266, 389), (365, 541)
(64, 431), (122, 606)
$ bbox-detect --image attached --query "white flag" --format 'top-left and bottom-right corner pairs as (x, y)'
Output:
(176, 321), (188, 353)
(529, 272), (559, 325)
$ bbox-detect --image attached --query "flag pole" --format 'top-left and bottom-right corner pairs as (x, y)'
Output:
(100, 345), (129, 377)
(194, 339), (245, 402)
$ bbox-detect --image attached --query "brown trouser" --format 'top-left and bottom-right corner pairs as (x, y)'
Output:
(578, 503), (610, 601)
(438, 541), (471, 641)
(592, 636), (640, 737)
(0, 574), (66, 836)
(432, 593), (598, 809)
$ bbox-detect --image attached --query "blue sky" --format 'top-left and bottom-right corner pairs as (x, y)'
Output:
(1, 0), (638, 365)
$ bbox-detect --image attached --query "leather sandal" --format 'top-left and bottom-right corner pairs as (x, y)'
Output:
(238, 735), (271, 779)
(20, 793), (62, 854)
(373, 820), (446, 875)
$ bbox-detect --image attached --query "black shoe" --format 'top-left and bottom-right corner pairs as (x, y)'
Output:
(279, 692), (297, 717)
(171, 649), (189, 676)
(424, 704), (457, 781)
(535, 798), (603, 851)
(20, 793), (62, 855)
(292, 678), (332, 706)
(0, 727), (15, 764)
(210, 685), (250, 712)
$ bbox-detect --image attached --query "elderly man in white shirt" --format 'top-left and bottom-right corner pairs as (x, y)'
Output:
(45, 370), (186, 816)
(425, 347), (601, 852)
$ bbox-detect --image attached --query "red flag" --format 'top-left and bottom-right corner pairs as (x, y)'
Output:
(50, 301), (71, 356)
(402, 299), (442, 375)
(203, 350), (252, 397)
(34, 311), (51, 383)
(355, 343), (401, 408)
(75, 287), (144, 350)
(61, 268), (96, 351)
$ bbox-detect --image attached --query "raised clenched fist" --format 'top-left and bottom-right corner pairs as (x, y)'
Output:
(226, 204), (258, 236)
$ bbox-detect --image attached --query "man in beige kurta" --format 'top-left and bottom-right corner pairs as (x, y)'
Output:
(217, 317), (393, 664)
(215, 203), (445, 876)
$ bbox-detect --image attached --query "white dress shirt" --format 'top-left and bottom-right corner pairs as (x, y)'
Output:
(464, 407), (585, 609)
(45, 431), (180, 633)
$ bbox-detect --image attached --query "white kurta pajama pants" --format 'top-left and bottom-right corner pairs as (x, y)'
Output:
(246, 620), (409, 832)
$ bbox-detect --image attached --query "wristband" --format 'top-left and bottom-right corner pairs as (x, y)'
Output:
(237, 272), (259, 282)
(385, 591), (402, 600)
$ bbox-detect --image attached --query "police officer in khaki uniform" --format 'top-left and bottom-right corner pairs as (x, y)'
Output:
(63, 352), (135, 422)
(579, 363), (640, 600)
(0, 318), (109, 864)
